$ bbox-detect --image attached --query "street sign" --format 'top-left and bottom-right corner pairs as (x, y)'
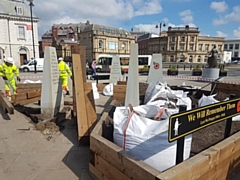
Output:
(169, 98), (240, 142)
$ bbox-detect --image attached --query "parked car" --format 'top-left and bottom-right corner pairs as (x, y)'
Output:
(19, 58), (44, 72)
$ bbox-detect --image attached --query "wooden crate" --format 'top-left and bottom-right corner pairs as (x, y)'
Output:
(12, 83), (42, 105)
(90, 113), (240, 180)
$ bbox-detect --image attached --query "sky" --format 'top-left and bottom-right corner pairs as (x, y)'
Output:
(30, 0), (240, 40)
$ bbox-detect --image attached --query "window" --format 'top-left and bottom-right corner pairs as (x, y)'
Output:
(122, 43), (125, 50)
(16, 6), (23, 15)
(170, 44), (174, 51)
(106, 42), (118, 50)
(180, 44), (184, 51)
(18, 26), (25, 39)
(189, 56), (193, 62)
(212, 44), (216, 49)
(229, 44), (233, 50)
(170, 56), (174, 62)
(181, 36), (185, 42)
(99, 40), (103, 49)
(197, 56), (201, 62)
(171, 36), (175, 42)
(224, 44), (228, 50)
(204, 56), (208, 62)
(235, 44), (239, 50)
(190, 44), (194, 51)
(234, 52), (239, 57)
(205, 44), (209, 51)
(190, 36), (194, 42)
(179, 55), (185, 62)
(198, 44), (202, 51)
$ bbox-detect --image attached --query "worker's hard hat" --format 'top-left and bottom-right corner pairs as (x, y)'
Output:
(58, 57), (63, 61)
(4, 57), (14, 64)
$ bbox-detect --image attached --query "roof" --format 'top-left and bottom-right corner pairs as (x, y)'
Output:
(0, 0), (38, 19)
(82, 23), (131, 35)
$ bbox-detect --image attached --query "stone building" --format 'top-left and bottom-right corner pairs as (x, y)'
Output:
(138, 25), (224, 63)
(78, 22), (135, 62)
(0, 0), (39, 67)
(224, 39), (240, 60)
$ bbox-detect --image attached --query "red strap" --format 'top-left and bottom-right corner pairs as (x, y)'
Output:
(154, 108), (165, 120)
(122, 110), (134, 150)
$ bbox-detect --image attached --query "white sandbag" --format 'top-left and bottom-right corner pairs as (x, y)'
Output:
(113, 105), (192, 172)
(103, 83), (113, 96)
(198, 94), (219, 107)
(23, 80), (42, 84)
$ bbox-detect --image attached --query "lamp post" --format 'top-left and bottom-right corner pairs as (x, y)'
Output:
(155, 21), (166, 53)
(27, 0), (36, 73)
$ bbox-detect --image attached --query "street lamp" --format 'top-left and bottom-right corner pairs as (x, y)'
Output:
(155, 21), (166, 53)
(27, 0), (36, 73)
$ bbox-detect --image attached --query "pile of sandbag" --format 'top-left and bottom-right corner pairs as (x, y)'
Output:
(113, 82), (192, 172)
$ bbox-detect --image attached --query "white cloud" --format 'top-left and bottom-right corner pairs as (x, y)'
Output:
(216, 31), (228, 37)
(210, 1), (228, 13)
(33, 0), (162, 37)
(233, 27), (240, 38)
(179, 10), (194, 24)
(134, 22), (168, 34)
(213, 19), (228, 26)
(213, 5), (240, 26)
(135, 0), (163, 16)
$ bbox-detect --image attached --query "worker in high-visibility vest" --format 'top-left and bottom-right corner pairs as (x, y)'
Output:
(58, 57), (72, 95)
(0, 57), (21, 100)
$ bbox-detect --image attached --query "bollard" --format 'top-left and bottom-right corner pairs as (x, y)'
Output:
(190, 65), (192, 70)
(177, 65), (179, 69)
(184, 65), (185, 70)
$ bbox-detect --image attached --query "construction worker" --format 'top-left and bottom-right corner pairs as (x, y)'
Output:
(58, 57), (72, 95)
(0, 57), (21, 100)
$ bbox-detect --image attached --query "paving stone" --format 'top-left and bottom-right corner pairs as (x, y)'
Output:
(0, 153), (20, 172)
(0, 170), (30, 180)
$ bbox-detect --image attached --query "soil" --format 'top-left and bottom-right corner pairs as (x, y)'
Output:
(14, 105), (68, 135)
(103, 86), (240, 157)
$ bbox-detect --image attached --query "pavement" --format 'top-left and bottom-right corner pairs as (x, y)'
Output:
(1, 72), (240, 180)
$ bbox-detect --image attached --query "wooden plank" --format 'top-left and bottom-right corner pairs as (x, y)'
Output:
(0, 92), (14, 114)
(79, 45), (87, 82)
(84, 82), (97, 132)
(117, 81), (127, 85)
(95, 154), (131, 180)
(72, 52), (93, 140)
(27, 90), (41, 99)
(13, 96), (40, 106)
(17, 83), (42, 89)
(89, 163), (109, 180)
(18, 88), (41, 93)
(113, 85), (126, 93)
(12, 93), (28, 101)
(113, 92), (126, 100)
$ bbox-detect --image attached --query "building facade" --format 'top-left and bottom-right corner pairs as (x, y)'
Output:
(138, 25), (224, 63)
(0, 0), (39, 67)
(78, 23), (135, 62)
(224, 39), (240, 60)
(40, 23), (84, 58)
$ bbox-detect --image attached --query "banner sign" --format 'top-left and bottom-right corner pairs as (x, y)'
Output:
(168, 98), (240, 142)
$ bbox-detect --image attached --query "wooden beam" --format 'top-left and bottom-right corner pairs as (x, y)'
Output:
(0, 91), (14, 114)
(72, 50), (97, 142)
(27, 90), (41, 99)
(13, 96), (41, 106)
(17, 83), (42, 89)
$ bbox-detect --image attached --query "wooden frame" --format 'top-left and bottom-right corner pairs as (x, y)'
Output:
(90, 112), (240, 180)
